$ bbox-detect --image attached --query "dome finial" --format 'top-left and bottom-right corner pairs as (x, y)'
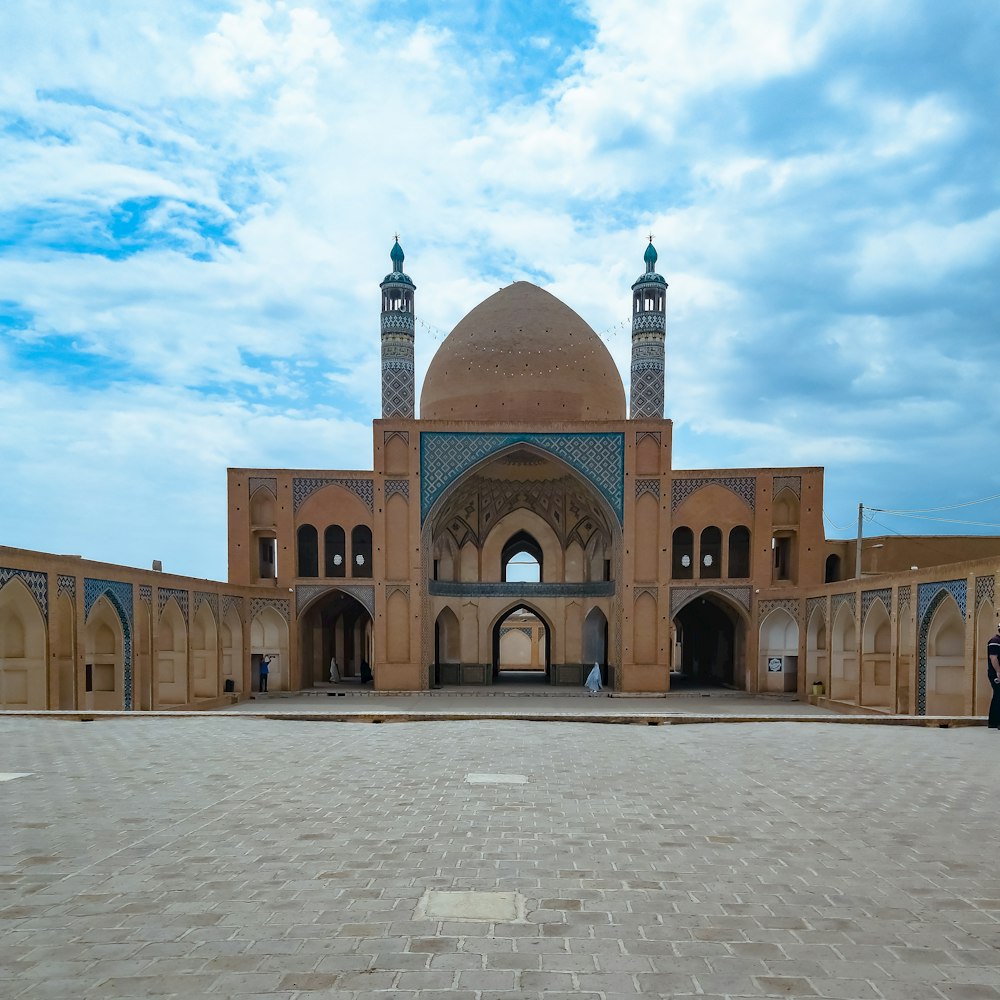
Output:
(390, 234), (404, 270)
(643, 232), (658, 272)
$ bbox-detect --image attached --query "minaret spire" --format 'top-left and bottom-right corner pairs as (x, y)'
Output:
(380, 237), (416, 419)
(629, 236), (667, 419)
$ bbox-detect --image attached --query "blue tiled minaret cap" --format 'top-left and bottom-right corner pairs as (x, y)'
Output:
(381, 238), (415, 288)
(632, 238), (667, 288)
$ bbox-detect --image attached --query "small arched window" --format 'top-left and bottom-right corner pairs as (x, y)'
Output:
(672, 527), (693, 579)
(501, 531), (543, 582)
(825, 553), (841, 583)
(700, 527), (722, 579)
(728, 526), (751, 578)
(297, 525), (319, 578)
(325, 525), (346, 577)
(351, 525), (373, 578)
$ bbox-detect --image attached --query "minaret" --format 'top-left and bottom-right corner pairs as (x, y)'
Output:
(379, 237), (416, 418)
(629, 236), (667, 419)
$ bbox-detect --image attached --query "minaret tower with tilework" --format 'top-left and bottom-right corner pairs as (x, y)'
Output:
(629, 237), (667, 419)
(380, 237), (416, 418)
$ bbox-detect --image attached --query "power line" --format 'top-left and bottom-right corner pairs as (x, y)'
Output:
(868, 491), (1000, 514)
(864, 511), (1000, 529)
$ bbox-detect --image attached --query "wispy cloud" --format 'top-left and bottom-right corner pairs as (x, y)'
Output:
(2, 0), (999, 577)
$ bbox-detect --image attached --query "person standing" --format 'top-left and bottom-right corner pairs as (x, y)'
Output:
(988, 625), (1000, 729)
(585, 662), (603, 696)
(260, 655), (270, 693)
(329, 655), (340, 683)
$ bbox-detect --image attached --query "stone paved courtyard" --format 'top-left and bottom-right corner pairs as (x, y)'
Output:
(2, 716), (1000, 999)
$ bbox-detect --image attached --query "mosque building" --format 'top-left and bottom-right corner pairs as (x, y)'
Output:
(2, 239), (999, 714)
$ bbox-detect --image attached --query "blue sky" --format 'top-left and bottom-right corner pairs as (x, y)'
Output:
(1, 0), (999, 580)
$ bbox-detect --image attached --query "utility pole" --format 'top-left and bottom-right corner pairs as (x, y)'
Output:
(855, 502), (863, 579)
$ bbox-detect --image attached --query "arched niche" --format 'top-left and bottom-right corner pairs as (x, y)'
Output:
(386, 494), (409, 580)
(564, 540), (584, 583)
(925, 594), (965, 715)
(384, 434), (409, 475)
(728, 526), (750, 579)
(582, 606), (608, 669)
(671, 526), (694, 580)
(830, 603), (858, 703)
(975, 600), (996, 715)
(54, 591), (76, 709)
(191, 601), (218, 700)
(250, 487), (276, 528)
(806, 606), (828, 693)
(633, 592), (657, 665)
(758, 609), (799, 693)
(482, 510), (562, 583)
(387, 590), (409, 663)
(85, 595), (123, 710)
(772, 488), (800, 526)
(861, 599), (892, 708)
(435, 606), (461, 666)
(251, 607), (289, 692)
(157, 599), (188, 706)
(636, 434), (659, 475)
(501, 530), (543, 583)
(634, 493), (658, 581)
(221, 606), (243, 693)
(0, 578), (47, 709)
(433, 532), (458, 582)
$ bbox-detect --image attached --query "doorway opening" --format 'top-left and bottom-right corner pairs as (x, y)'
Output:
(298, 590), (373, 687)
(672, 595), (742, 689)
(492, 605), (550, 685)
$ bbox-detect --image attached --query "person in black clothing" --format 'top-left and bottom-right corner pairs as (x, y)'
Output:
(359, 660), (373, 685)
(988, 627), (1000, 729)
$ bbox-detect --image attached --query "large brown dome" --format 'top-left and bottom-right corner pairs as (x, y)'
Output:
(419, 282), (626, 421)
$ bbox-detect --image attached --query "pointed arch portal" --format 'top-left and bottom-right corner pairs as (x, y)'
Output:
(492, 604), (551, 686)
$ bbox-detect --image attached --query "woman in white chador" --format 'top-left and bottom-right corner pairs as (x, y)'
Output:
(585, 662), (603, 695)
(329, 656), (340, 683)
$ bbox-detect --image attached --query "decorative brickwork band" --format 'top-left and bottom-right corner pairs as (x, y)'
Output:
(195, 591), (220, 621)
(249, 596), (290, 622)
(138, 584), (151, 605)
(976, 575), (995, 609)
(773, 476), (801, 498)
(898, 584), (911, 614)
(157, 587), (189, 623)
(221, 595), (244, 622)
(758, 598), (802, 625)
(806, 596), (827, 624)
(672, 477), (756, 512)
(831, 592), (856, 618)
(292, 477), (374, 513)
(861, 588), (891, 623)
(57, 574), (76, 602)
(635, 479), (660, 499)
(384, 430), (409, 445)
(295, 583), (375, 618)
(384, 479), (410, 500)
(0, 567), (48, 619)
(630, 340), (665, 419)
(248, 477), (277, 499)
(671, 586), (751, 615)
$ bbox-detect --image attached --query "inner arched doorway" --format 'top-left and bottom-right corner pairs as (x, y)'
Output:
(672, 594), (744, 689)
(298, 590), (374, 686)
(492, 605), (551, 686)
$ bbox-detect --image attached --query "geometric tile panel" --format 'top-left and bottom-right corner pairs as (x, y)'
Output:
(635, 479), (660, 499)
(138, 584), (151, 605)
(83, 578), (134, 710)
(898, 584), (911, 614)
(292, 477), (375, 513)
(421, 432), (625, 524)
(295, 584), (332, 614)
(157, 587), (189, 624)
(0, 567), (48, 618)
(57, 574), (76, 602)
(861, 588), (892, 623)
(672, 477), (756, 512)
(249, 596), (290, 622)
(916, 580), (967, 717)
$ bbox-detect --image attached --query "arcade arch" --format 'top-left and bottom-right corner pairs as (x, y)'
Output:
(297, 589), (373, 687)
(85, 595), (124, 710)
(252, 607), (289, 692)
(672, 592), (746, 688)
(0, 579), (46, 709)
